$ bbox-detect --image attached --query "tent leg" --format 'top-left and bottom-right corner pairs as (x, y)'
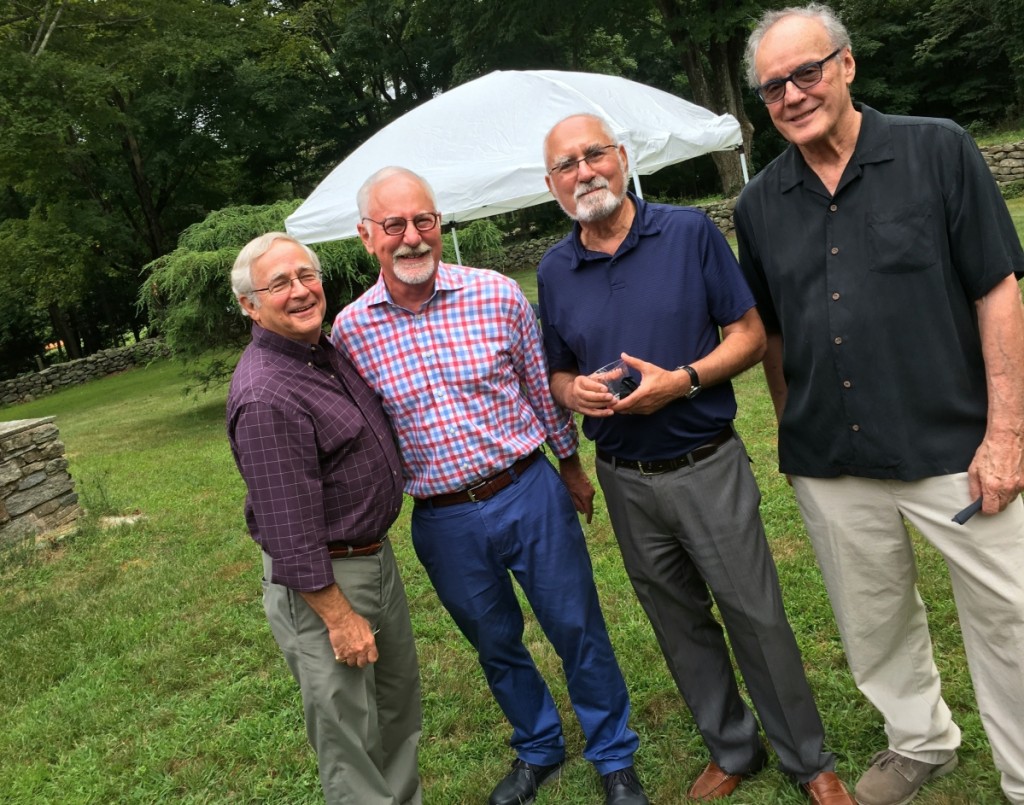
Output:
(451, 227), (462, 265)
(630, 170), (644, 200)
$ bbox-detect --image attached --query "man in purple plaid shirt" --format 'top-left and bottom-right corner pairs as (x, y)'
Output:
(227, 232), (421, 805)
(331, 167), (648, 805)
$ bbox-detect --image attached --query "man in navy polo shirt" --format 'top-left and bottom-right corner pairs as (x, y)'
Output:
(537, 114), (854, 804)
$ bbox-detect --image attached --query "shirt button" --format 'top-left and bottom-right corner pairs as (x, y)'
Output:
(830, 247), (839, 255)
(829, 203), (838, 212)
(834, 336), (843, 345)
(843, 380), (852, 388)
(831, 292), (840, 301)
(851, 424), (861, 432)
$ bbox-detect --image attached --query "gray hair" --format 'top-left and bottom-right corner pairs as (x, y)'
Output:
(231, 231), (320, 315)
(744, 3), (851, 88)
(542, 113), (620, 166)
(356, 166), (438, 218)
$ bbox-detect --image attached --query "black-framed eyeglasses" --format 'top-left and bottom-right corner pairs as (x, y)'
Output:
(361, 212), (441, 237)
(548, 144), (618, 176)
(755, 48), (842, 104)
(253, 268), (323, 296)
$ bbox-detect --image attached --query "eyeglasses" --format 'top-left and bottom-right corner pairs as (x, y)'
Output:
(361, 212), (441, 237)
(548, 144), (618, 176)
(755, 48), (842, 104)
(253, 268), (323, 297)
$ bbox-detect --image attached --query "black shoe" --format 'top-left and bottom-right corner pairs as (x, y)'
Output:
(603, 765), (649, 805)
(488, 758), (564, 805)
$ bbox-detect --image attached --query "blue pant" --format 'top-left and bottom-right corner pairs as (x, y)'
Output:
(411, 456), (638, 774)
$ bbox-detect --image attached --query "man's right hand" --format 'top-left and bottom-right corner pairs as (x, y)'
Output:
(552, 369), (616, 417)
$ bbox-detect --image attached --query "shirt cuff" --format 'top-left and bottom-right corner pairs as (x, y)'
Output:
(546, 416), (579, 461)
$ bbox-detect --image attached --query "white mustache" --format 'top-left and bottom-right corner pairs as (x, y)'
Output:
(394, 244), (433, 259)
(575, 176), (609, 200)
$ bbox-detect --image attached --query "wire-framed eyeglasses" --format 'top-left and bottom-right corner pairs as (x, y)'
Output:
(361, 212), (441, 237)
(253, 269), (323, 297)
(755, 48), (843, 104)
(548, 144), (618, 176)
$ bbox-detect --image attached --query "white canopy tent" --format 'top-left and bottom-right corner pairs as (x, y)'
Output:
(286, 69), (745, 261)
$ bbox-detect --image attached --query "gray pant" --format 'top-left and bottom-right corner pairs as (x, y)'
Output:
(596, 435), (833, 782)
(262, 541), (422, 804)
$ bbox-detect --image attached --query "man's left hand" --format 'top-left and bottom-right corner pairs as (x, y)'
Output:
(968, 431), (1024, 514)
(558, 453), (595, 524)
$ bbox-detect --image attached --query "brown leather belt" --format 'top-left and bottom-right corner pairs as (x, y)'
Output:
(597, 427), (734, 475)
(327, 536), (387, 559)
(416, 449), (543, 508)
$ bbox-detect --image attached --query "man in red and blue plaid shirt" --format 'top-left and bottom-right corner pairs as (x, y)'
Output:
(331, 167), (648, 805)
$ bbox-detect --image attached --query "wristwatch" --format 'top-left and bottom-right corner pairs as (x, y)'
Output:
(678, 365), (701, 399)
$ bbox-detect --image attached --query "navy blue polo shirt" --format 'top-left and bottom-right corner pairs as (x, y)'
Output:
(735, 104), (1024, 480)
(537, 194), (756, 461)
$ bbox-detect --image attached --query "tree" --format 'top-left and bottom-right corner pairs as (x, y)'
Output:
(139, 200), (376, 387)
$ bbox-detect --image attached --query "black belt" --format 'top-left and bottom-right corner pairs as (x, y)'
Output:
(326, 536), (387, 559)
(415, 450), (542, 507)
(597, 428), (734, 475)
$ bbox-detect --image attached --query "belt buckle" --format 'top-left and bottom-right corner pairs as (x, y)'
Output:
(465, 480), (488, 503)
(638, 460), (660, 477)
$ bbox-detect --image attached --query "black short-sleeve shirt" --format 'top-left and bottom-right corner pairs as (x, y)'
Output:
(735, 104), (1024, 480)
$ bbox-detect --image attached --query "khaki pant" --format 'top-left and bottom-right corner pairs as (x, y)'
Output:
(793, 473), (1024, 804)
(263, 541), (422, 805)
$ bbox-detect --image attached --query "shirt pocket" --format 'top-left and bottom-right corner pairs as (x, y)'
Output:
(867, 203), (939, 274)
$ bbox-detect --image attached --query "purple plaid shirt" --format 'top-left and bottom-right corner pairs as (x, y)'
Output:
(331, 262), (578, 498)
(227, 324), (403, 591)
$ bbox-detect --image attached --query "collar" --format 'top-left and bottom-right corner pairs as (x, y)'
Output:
(567, 192), (661, 269)
(250, 322), (333, 368)
(363, 261), (466, 308)
(777, 103), (894, 193)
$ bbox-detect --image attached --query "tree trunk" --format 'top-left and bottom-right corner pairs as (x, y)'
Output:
(48, 302), (81, 360)
(653, 0), (758, 196)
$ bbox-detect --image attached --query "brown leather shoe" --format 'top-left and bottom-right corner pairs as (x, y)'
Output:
(688, 762), (743, 800)
(803, 771), (856, 805)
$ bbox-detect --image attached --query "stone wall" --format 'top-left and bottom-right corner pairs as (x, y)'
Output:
(1, 417), (81, 549)
(1, 339), (170, 408)
(979, 141), (1024, 185)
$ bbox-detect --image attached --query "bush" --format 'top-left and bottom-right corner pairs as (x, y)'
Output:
(138, 201), (376, 388)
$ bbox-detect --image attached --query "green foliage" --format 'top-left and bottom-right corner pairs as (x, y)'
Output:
(452, 219), (506, 267)
(139, 200), (376, 384)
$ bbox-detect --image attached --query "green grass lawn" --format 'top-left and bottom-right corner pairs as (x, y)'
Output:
(4, 201), (1022, 803)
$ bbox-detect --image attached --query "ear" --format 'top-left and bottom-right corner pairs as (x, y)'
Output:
(544, 173), (555, 196)
(239, 295), (261, 323)
(841, 48), (856, 85)
(618, 143), (630, 174)
(357, 222), (376, 256)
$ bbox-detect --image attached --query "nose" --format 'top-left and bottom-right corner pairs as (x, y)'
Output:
(401, 221), (423, 246)
(782, 78), (807, 104)
(576, 158), (598, 182)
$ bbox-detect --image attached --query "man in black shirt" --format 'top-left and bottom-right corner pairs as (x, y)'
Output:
(736, 5), (1024, 805)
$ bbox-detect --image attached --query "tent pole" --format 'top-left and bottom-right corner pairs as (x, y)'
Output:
(631, 169), (644, 200)
(739, 145), (750, 185)
(450, 221), (463, 265)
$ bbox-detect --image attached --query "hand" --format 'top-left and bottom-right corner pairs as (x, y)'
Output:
(559, 454), (596, 524)
(565, 373), (617, 418)
(328, 611), (379, 668)
(611, 353), (688, 416)
(968, 431), (1024, 514)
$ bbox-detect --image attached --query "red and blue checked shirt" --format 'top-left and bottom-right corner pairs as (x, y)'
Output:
(331, 262), (579, 498)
